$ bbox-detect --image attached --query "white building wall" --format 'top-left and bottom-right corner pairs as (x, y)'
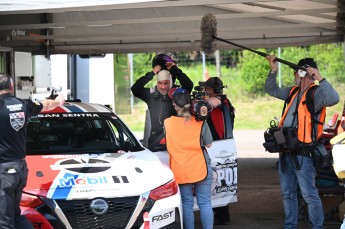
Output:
(50, 55), (68, 98)
(89, 54), (114, 109)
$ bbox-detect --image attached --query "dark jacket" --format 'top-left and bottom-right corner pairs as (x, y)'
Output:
(207, 95), (235, 140)
(131, 65), (193, 151)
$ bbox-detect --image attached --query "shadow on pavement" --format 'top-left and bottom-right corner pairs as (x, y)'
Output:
(195, 157), (342, 229)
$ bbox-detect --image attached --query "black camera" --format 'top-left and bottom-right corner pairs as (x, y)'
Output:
(190, 86), (211, 121)
(263, 120), (299, 153)
(263, 124), (281, 153)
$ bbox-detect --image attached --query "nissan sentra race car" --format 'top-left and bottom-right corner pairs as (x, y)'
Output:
(21, 102), (182, 229)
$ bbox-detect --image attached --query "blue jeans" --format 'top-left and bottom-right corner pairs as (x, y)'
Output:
(0, 159), (34, 229)
(278, 154), (324, 229)
(179, 164), (213, 229)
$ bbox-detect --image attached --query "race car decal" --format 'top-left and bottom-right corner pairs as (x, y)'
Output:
(58, 175), (108, 187)
(49, 173), (130, 199)
(63, 103), (85, 112)
(41, 106), (67, 113)
(25, 156), (61, 195)
(37, 113), (100, 118)
(213, 160), (237, 193)
(152, 211), (174, 222)
(40, 102), (112, 114)
(50, 173), (78, 199)
(150, 208), (176, 228)
(75, 103), (109, 113)
(25, 151), (175, 200)
(52, 158), (112, 173)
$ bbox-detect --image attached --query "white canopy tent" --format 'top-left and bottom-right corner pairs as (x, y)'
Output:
(0, 0), (344, 55)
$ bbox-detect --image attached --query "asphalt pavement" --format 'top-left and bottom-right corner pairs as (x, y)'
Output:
(199, 130), (343, 229)
(134, 130), (344, 228)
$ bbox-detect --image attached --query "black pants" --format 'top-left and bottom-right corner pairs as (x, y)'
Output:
(214, 205), (230, 222)
(0, 159), (33, 229)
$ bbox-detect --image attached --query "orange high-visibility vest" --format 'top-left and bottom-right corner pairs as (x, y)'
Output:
(279, 84), (326, 143)
(164, 116), (207, 184)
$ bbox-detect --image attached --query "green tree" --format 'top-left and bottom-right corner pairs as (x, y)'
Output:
(236, 49), (270, 96)
(132, 53), (154, 80)
(309, 43), (345, 81)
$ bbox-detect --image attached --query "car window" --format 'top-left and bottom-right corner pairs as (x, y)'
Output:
(26, 115), (142, 155)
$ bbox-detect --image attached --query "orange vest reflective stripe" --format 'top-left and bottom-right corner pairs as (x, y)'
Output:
(279, 84), (326, 143)
(164, 116), (207, 184)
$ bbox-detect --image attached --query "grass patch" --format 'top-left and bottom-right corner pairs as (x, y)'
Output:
(119, 82), (345, 131)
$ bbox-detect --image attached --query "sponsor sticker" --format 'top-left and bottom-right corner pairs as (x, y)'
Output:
(151, 208), (175, 227)
(36, 113), (99, 118)
(213, 162), (238, 194)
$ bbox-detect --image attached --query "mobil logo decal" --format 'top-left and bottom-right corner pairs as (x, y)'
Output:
(58, 175), (108, 187)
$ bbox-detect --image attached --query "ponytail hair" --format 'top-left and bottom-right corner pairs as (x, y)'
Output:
(172, 88), (192, 121)
(175, 104), (191, 121)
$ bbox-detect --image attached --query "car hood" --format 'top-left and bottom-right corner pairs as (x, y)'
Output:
(25, 150), (173, 200)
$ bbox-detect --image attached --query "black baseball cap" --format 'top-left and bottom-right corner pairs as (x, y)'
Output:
(198, 77), (223, 89)
(297, 58), (318, 69)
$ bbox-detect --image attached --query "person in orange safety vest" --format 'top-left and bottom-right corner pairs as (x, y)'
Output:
(265, 55), (339, 229)
(164, 88), (213, 229)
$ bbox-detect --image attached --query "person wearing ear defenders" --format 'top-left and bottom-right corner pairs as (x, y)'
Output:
(265, 55), (339, 229)
(198, 76), (235, 226)
(131, 51), (193, 152)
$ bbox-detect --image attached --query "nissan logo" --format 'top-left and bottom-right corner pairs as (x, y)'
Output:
(90, 199), (109, 215)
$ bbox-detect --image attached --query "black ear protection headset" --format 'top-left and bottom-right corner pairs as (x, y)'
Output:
(213, 78), (224, 94)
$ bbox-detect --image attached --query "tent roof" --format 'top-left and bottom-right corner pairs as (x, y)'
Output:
(0, 0), (344, 55)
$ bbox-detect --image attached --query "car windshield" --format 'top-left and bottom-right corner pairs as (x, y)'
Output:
(26, 114), (143, 155)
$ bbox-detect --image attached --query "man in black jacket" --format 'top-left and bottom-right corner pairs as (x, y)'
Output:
(0, 73), (65, 229)
(131, 52), (193, 152)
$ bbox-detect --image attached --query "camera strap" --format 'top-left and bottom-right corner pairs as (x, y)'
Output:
(281, 85), (302, 171)
(282, 86), (300, 118)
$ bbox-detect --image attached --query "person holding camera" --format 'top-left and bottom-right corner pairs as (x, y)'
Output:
(131, 51), (193, 152)
(198, 76), (235, 225)
(164, 88), (213, 229)
(0, 73), (65, 229)
(265, 55), (339, 229)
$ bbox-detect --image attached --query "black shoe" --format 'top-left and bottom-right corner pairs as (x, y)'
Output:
(214, 218), (230, 225)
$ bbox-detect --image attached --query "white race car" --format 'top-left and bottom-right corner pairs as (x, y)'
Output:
(21, 102), (182, 229)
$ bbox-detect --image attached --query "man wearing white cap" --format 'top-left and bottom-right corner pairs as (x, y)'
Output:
(131, 52), (193, 152)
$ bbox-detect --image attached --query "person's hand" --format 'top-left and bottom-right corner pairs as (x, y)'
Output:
(166, 62), (176, 70)
(265, 55), (278, 73)
(306, 67), (323, 81)
(153, 65), (161, 74)
(54, 94), (65, 106)
(207, 97), (221, 108)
